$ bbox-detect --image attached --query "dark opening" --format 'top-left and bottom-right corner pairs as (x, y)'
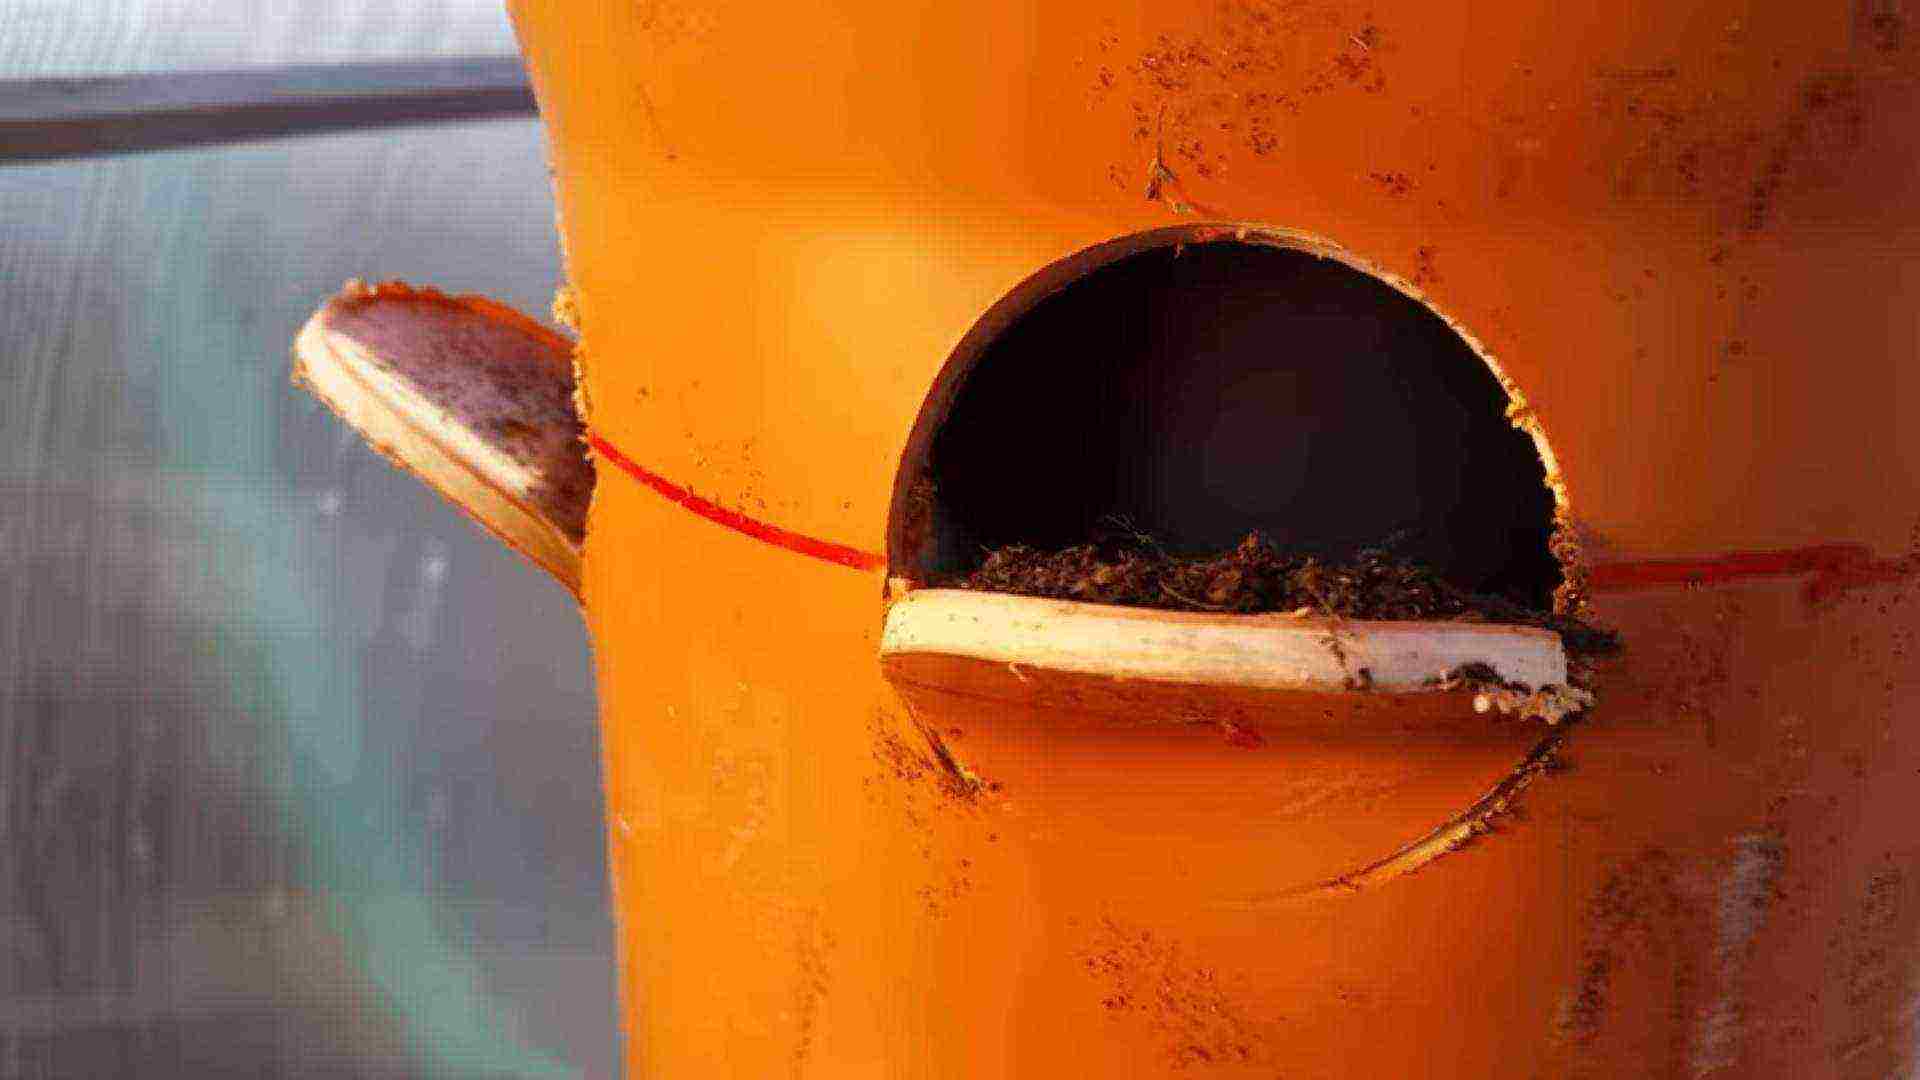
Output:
(908, 238), (1562, 610)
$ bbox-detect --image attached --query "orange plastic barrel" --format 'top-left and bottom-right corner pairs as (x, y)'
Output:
(500, 2), (1920, 1075)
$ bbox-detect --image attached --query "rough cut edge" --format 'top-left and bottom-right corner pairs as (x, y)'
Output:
(291, 279), (586, 597)
(1223, 225), (1595, 621)
(550, 284), (592, 429)
(881, 588), (1571, 705)
(1258, 225), (1594, 623)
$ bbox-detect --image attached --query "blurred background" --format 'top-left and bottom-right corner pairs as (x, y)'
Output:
(1, 2), (614, 1076)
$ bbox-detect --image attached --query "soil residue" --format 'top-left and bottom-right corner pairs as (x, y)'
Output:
(1555, 847), (1707, 1073)
(943, 523), (1620, 659)
(1079, 917), (1280, 1070)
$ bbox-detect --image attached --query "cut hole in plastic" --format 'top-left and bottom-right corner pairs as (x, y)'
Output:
(890, 229), (1562, 612)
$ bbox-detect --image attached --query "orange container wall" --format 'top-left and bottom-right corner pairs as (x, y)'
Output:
(507, 2), (1920, 1076)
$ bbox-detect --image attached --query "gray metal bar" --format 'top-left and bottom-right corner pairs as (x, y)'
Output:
(0, 57), (537, 164)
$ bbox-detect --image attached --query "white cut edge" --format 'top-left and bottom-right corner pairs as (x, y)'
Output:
(292, 305), (583, 595)
(881, 588), (1568, 696)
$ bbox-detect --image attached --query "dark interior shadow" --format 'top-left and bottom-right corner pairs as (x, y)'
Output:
(922, 239), (1561, 608)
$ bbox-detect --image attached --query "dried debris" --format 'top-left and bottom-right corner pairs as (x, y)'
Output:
(1429, 663), (1597, 725)
(946, 522), (1621, 661)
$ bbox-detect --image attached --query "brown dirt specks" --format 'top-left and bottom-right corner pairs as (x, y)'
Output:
(866, 709), (985, 810)
(790, 907), (835, 1072)
(1826, 856), (1918, 1077)
(1589, 55), (1895, 240)
(1367, 169), (1416, 197)
(946, 525), (1621, 660)
(1553, 835), (1789, 1076)
(1089, 2), (1390, 182)
(1079, 917), (1281, 1071)
(1555, 847), (1711, 1074)
(1409, 244), (1441, 288)
(1860, 1), (1908, 54)
(864, 711), (996, 921)
(1428, 664), (1597, 724)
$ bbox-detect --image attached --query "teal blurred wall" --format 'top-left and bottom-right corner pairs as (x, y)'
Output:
(0, 4), (614, 1076)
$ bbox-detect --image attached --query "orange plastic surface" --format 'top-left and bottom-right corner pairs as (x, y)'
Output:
(503, 2), (1920, 1075)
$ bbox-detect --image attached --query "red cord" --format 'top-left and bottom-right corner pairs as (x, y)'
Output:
(585, 432), (885, 572)
(587, 430), (1913, 598)
(1590, 544), (1914, 601)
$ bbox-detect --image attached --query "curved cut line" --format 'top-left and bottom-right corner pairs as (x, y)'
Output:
(1216, 727), (1569, 907)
